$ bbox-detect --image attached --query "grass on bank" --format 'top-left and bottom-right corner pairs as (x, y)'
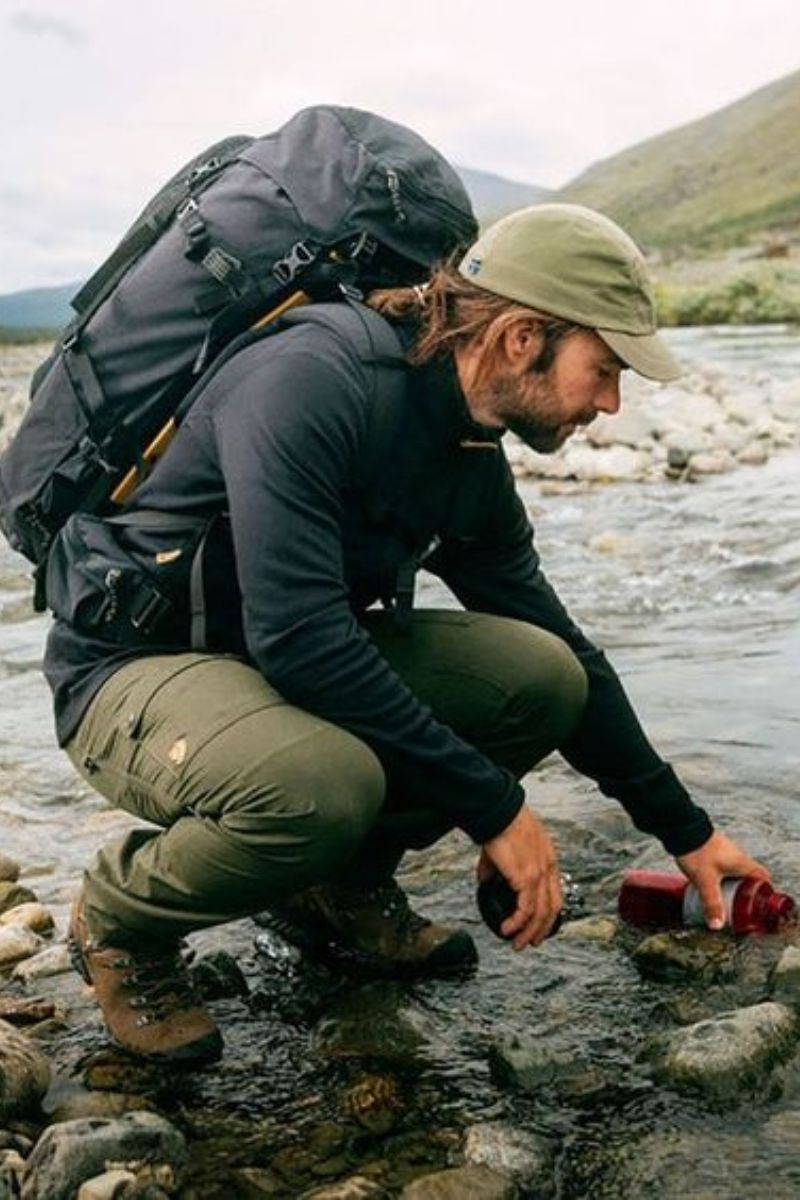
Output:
(0, 326), (58, 346)
(654, 257), (800, 327)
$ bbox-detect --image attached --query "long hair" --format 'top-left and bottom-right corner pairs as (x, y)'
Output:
(366, 264), (581, 379)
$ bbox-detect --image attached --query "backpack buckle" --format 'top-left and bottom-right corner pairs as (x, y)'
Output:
(127, 585), (172, 636)
(272, 240), (319, 286)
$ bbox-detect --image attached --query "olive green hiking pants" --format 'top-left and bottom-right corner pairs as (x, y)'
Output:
(66, 610), (587, 945)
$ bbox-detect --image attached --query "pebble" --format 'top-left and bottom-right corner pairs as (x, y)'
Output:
(20, 1112), (186, 1200)
(190, 949), (249, 1000)
(0, 998), (64, 1027)
(0, 859), (19, 886)
(556, 916), (618, 943)
(0, 884), (37, 919)
(0, 904), (55, 935)
(301, 1177), (387, 1199)
(0, 926), (44, 968)
(12, 943), (72, 983)
(653, 1001), (799, 1102)
(76, 1169), (137, 1200)
(343, 1074), (404, 1135)
(233, 1166), (284, 1197)
(0, 1018), (51, 1121)
(400, 1164), (517, 1199)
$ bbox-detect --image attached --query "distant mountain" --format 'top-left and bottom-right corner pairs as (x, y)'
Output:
(0, 283), (75, 331)
(557, 68), (800, 254)
(457, 167), (552, 225)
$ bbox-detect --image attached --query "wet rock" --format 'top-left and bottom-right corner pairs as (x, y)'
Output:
(311, 984), (426, 1064)
(463, 1123), (555, 1194)
(77, 1168), (137, 1199)
(302, 1177), (387, 1199)
(400, 1164), (517, 1199)
(653, 1001), (799, 1102)
(0, 1018), (50, 1120)
(45, 1078), (157, 1122)
(0, 886), (37, 919)
(343, 1074), (405, 1135)
(0, 997), (64, 1027)
(556, 916), (617, 943)
(0, 926), (43, 968)
(0, 1154), (22, 1200)
(0, 860), (19, 887)
(659, 993), (718, 1026)
(20, 1111), (186, 1200)
(0, 905), (55, 936)
(488, 1032), (610, 1099)
(233, 1166), (284, 1197)
(189, 949), (249, 1000)
(770, 946), (800, 1004)
(587, 406), (655, 449)
(631, 929), (734, 982)
(12, 943), (72, 983)
(82, 1050), (166, 1094)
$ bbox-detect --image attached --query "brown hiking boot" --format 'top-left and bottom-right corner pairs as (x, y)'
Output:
(255, 878), (477, 978)
(68, 893), (223, 1065)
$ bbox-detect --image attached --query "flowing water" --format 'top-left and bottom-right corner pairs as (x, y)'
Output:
(1, 325), (800, 1196)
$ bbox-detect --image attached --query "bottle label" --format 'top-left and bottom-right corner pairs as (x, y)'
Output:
(682, 877), (741, 927)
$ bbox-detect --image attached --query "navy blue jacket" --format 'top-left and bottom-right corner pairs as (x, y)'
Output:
(44, 303), (712, 853)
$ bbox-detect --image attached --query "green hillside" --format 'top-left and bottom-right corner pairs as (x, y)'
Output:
(558, 69), (800, 255)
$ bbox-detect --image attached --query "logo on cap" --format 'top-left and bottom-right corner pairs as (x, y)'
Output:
(465, 256), (482, 276)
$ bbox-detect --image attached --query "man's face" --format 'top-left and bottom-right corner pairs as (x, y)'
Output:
(487, 329), (625, 453)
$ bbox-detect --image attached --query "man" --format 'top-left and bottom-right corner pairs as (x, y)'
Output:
(56, 203), (767, 1065)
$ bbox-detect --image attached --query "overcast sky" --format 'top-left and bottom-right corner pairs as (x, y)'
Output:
(1, 0), (799, 293)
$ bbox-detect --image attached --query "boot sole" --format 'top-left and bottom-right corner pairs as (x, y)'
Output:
(253, 909), (478, 980)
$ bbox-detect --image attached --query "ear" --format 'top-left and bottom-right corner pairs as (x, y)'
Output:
(502, 318), (541, 368)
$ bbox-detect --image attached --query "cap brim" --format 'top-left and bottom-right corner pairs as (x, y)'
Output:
(597, 328), (682, 382)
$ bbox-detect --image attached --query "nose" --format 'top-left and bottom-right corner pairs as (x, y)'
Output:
(596, 378), (621, 416)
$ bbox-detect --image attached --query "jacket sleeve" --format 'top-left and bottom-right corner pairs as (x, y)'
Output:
(211, 332), (523, 844)
(427, 452), (713, 856)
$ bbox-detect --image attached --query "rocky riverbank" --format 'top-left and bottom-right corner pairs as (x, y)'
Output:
(3, 840), (800, 1198)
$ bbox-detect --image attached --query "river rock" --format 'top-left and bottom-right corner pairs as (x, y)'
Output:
(463, 1123), (554, 1194)
(689, 449), (737, 475)
(770, 946), (800, 1004)
(653, 1001), (799, 1101)
(20, 1111), (187, 1200)
(12, 943), (72, 983)
(587, 406), (655, 448)
(736, 441), (770, 465)
(0, 1159), (21, 1200)
(560, 444), (648, 482)
(301, 1177), (387, 1199)
(0, 1018), (50, 1120)
(0, 926), (43, 968)
(556, 916), (618, 943)
(400, 1165), (517, 1199)
(631, 929), (733, 981)
(0, 860), (19, 886)
(771, 379), (800, 422)
(190, 949), (249, 1000)
(0, 904), (55, 935)
(0, 998), (63, 1027)
(0, 885), (37, 919)
(342, 1074), (404, 1134)
(233, 1167), (284, 1197)
(77, 1168), (137, 1199)
(489, 1033), (609, 1099)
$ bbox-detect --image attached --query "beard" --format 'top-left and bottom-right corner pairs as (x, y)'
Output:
(489, 370), (582, 454)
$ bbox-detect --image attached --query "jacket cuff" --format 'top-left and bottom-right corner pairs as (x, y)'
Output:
(463, 779), (525, 844)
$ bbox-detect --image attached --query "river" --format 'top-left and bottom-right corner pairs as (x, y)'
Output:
(1, 324), (799, 1197)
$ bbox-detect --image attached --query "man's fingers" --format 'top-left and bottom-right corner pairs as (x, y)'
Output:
(512, 874), (558, 949)
(697, 876), (725, 930)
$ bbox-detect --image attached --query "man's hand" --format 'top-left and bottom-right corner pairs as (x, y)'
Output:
(676, 830), (770, 930)
(478, 805), (561, 949)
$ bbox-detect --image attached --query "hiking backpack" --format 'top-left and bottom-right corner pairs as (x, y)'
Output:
(0, 105), (476, 595)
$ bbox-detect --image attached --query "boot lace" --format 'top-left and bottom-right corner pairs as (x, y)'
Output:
(345, 880), (429, 942)
(112, 945), (201, 1024)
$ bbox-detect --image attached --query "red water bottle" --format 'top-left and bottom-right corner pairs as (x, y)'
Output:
(618, 869), (796, 934)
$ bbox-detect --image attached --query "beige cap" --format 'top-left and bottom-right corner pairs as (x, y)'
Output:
(458, 203), (681, 381)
